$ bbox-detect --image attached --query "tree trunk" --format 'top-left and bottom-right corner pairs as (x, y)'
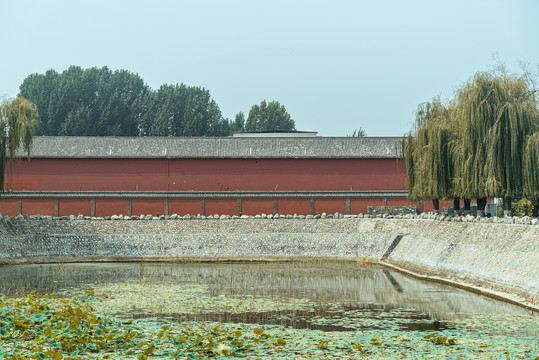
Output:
(476, 198), (487, 210)
(463, 198), (471, 211)
(503, 197), (512, 218)
(453, 198), (460, 212)
(476, 198), (487, 217)
(432, 199), (440, 213)
(533, 199), (539, 218)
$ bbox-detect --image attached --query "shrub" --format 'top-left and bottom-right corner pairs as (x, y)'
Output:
(512, 198), (534, 217)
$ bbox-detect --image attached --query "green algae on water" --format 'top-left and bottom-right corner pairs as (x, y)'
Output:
(1, 285), (537, 359)
(0, 262), (537, 359)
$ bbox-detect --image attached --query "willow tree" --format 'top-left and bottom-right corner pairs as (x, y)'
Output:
(523, 132), (539, 216)
(398, 133), (415, 200)
(399, 98), (456, 212)
(453, 72), (539, 216)
(0, 97), (38, 193)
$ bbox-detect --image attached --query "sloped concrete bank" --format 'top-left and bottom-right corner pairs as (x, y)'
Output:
(0, 218), (537, 310)
(372, 220), (539, 311)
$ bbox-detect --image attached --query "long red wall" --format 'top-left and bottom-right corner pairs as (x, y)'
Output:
(5, 158), (408, 191)
(0, 197), (454, 217)
(1, 157), (441, 216)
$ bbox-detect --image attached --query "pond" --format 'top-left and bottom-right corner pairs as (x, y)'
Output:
(0, 261), (537, 359)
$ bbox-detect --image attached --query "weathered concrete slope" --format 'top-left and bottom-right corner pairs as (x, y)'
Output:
(0, 219), (398, 262)
(373, 220), (539, 307)
(0, 218), (537, 308)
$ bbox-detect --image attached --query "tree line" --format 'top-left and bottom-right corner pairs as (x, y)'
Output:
(399, 70), (539, 216)
(17, 66), (295, 137)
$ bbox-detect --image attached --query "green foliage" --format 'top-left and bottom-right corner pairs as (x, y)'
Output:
(245, 100), (295, 131)
(142, 84), (229, 137)
(398, 97), (455, 201)
(453, 72), (538, 199)
(316, 339), (329, 349)
(0, 291), (285, 359)
(19, 66), (149, 136)
(231, 112), (246, 133)
(400, 70), (539, 205)
(0, 97), (38, 193)
(18, 67), (236, 137)
(424, 334), (456, 346)
(19, 67), (303, 137)
(511, 198), (534, 217)
(0, 291), (141, 358)
(523, 132), (539, 198)
(349, 128), (367, 137)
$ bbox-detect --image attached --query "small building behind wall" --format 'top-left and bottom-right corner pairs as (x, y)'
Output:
(0, 136), (428, 217)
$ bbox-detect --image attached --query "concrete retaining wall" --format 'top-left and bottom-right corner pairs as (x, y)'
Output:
(376, 220), (539, 305)
(0, 219), (398, 261)
(0, 218), (537, 308)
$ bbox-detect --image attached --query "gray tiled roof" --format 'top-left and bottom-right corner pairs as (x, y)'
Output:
(21, 136), (400, 159)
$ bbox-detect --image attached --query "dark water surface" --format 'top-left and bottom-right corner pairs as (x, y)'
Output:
(0, 261), (533, 333)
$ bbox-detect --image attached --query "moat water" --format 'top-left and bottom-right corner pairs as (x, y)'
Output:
(0, 261), (537, 358)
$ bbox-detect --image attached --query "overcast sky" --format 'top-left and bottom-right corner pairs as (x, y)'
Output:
(1, 0), (538, 136)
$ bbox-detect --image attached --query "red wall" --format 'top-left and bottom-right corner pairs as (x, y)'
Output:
(277, 199), (311, 215)
(22, 199), (54, 216)
(95, 199), (126, 217)
(314, 199), (346, 215)
(2, 157), (417, 216)
(3, 197), (425, 217)
(6, 158), (408, 192)
(205, 199), (237, 216)
(168, 199), (201, 216)
(7, 159), (167, 191)
(131, 199), (164, 216)
(0, 199), (19, 216)
(59, 199), (91, 216)
(241, 199), (274, 216)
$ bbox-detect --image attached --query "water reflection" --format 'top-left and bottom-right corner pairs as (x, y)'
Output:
(0, 261), (529, 323)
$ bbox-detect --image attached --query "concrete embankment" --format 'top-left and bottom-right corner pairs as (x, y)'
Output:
(0, 218), (537, 309)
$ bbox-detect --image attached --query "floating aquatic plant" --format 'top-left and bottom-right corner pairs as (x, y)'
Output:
(0, 262), (537, 359)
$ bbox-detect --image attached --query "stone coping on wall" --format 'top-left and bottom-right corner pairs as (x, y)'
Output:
(0, 190), (409, 199)
(1, 211), (537, 225)
(368, 206), (416, 216)
(15, 136), (400, 159)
